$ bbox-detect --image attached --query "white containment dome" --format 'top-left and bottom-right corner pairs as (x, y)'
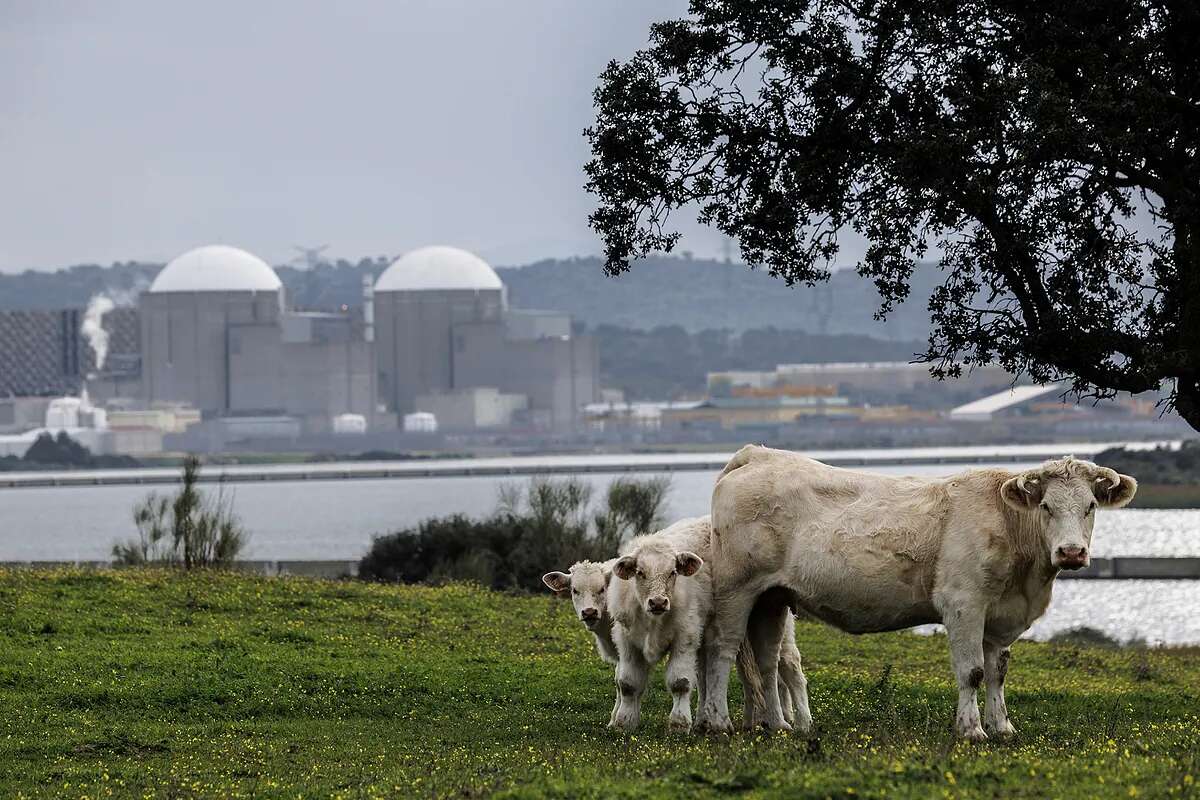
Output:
(149, 245), (283, 293)
(375, 246), (502, 293)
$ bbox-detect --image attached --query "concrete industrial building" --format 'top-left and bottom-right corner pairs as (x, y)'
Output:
(139, 245), (375, 432)
(373, 246), (598, 431)
(0, 243), (597, 451)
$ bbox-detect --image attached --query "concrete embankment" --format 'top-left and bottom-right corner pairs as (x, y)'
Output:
(3, 557), (1199, 579)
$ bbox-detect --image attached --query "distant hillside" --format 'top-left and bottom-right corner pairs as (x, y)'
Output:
(500, 255), (939, 339)
(0, 262), (161, 310)
(0, 258), (388, 312)
(0, 253), (939, 340)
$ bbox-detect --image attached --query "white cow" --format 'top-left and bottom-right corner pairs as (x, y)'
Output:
(543, 559), (621, 724)
(697, 447), (1136, 739)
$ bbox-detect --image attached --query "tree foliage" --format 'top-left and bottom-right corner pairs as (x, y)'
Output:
(586, 0), (1200, 427)
(23, 432), (94, 465)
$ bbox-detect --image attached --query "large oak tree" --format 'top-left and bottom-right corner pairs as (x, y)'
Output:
(585, 0), (1200, 428)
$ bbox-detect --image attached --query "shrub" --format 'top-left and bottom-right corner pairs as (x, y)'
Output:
(24, 431), (93, 465)
(358, 475), (671, 592)
(6, 431), (140, 471)
(113, 455), (249, 568)
(1095, 440), (1200, 486)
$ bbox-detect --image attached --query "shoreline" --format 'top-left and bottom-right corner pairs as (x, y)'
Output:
(0, 439), (1178, 489)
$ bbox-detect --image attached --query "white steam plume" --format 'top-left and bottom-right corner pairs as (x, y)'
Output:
(81, 294), (115, 371)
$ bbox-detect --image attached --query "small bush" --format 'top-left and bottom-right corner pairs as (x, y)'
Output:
(1096, 440), (1200, 486)
(113, 455), (249, 568)
(358, 475), (670, 592)
(1, 431), (140, 471)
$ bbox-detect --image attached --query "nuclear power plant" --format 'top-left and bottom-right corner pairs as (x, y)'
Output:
(0, 244), (598, 453)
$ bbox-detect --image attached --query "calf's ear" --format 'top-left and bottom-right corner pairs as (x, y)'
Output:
(542, 571), (571, 596)
(1000, 473), (1043, 511)
(676, 551), (703, 576)
(614, 556), (637, 580)
(1094, 471), (1137, 508)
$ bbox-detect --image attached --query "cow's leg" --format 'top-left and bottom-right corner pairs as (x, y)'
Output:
(608, 682), (621, 727)
(747, 601), (791, 731)
(983, 641), (1016, 736)
(941, 600), (988, 741)
(695, 643), (707, 711)
(777, 625), (812, 734)
(738, 648), (762, 731)
(778, 677), (794, 726)
(610, 649), (649, 731)
(697, 589), (756, 734)
(665, 643), (699, 732)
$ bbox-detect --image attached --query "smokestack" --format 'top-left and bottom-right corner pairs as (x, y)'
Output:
(362, 275), (375, 343)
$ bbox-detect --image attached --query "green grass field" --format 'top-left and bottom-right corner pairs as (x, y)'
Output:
(0, 569), (1197, 799)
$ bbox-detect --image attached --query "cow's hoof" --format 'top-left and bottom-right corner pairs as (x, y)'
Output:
(609, 714), (639, 732)
(695, 716), (735, 735)
(668, 716), (692, 734)
(764, 718), (793, 733)
(986, 719), (1016, 737)
(957, 725), (988, 743)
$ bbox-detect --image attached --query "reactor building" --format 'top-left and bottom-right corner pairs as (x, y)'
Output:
(373, 246), (597, 431)
(0, 243), (598, 444)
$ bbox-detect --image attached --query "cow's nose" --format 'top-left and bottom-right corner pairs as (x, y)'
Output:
(647, 597), (669, 615)
(581, 607), (599, 621)
(1056, 545), (1088, 569)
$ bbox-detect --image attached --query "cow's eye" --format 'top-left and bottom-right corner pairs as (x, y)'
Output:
(636, 570), (645, 579)
(1087, 502), (1096, 514)
(1039, 501), (1051, 514)
(571, 588), (579, 595)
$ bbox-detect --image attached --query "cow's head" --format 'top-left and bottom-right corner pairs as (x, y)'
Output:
(613, 540), (702, 616)
(1001, 456), (1137, 570)
(542, 560), (612, 629)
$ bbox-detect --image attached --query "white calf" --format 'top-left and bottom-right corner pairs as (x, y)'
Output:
(608, 517), (710, 732)
(543, 559), (621, 724)
(543, 559), (618, 664)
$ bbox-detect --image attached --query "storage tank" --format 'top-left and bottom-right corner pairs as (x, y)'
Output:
(402, 411), (438, 433)
(44, 397), (82, 429)
(332, 413), (367, 434)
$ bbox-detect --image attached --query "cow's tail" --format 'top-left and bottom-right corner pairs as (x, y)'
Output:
(736, 636), (766, 721)
(718, 444), (762, 480)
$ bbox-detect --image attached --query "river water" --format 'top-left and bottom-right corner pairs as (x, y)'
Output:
(2, 459), (1197, 645)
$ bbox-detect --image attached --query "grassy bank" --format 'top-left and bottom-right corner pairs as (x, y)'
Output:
(0, 570), (1197, 798)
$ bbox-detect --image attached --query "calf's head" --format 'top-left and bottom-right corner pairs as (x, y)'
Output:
(613, 542), (702, 616)
(542, 561), (612, 629)
(1001, 456), (1137, 570)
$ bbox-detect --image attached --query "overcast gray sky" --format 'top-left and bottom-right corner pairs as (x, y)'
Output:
(1, 0), (750, 272)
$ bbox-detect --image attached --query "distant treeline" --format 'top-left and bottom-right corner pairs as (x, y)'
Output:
(0, 432), (139, 471)
(1096, 442), (1200, 486)
(1095, 441), (1200, 508)
(2, 253), (937, 339)
(597, 325), (922, 400)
